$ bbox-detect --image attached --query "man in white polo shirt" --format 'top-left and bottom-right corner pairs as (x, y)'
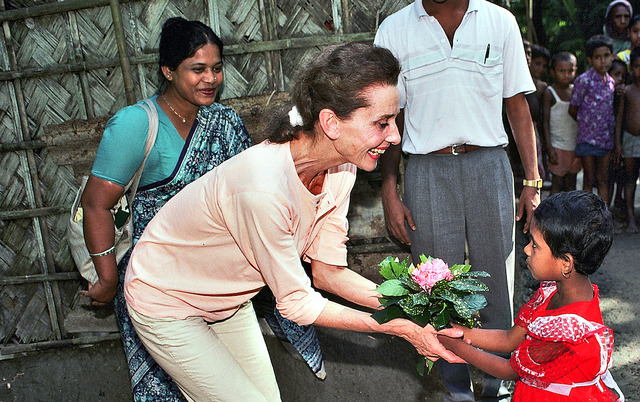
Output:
(375, 0), (540, 400)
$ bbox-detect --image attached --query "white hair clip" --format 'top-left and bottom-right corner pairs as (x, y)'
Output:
(288, 106), (304, 127)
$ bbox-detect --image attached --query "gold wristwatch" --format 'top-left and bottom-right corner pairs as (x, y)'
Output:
(522, 178), (543, 189)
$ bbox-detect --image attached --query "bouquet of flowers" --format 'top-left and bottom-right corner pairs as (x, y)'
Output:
(371, 254), (490, 374)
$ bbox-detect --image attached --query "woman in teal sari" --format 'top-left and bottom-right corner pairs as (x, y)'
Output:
(79, 17), (251, 400)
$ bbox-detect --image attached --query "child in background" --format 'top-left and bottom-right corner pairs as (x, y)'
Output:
(609, 58), (628, 224)
(615, 47), (640, 233)
(543, 52), (581, 194)
(569, 35), (616, 206)
(617, 14), (640, 69)
(527, 44), (551, 180)
(439, 191), (624, 401)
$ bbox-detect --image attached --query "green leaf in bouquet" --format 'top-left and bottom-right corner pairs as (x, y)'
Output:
(432, 309), (451, 330)
(452, 299), (474, 319)
(462, 293), (488, 313)
(376, 279), (410, 297)
(435, 287), (462, 304)
(411, 292), (431, 306)
(458, 270), (491, 278)
(399, 276), (424, 292)
(398, 297), (426, 317)
(379, 255), (411, 279)
(378, 295), (403, 308)
(448, 278), (489, 292)
(371, 304), (405, 324)
(412, 313), (432, 326)
(417, 356), (434, 376)
(449, 263), (471, 275)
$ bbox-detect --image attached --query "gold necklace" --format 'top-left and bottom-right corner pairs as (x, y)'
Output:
(162, 95), (187, 123)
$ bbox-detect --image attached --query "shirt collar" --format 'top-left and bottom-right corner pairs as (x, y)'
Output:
(413, 0), (481, 19)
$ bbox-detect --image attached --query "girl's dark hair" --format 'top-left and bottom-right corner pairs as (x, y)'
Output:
(267, 42), (400, 143)
(158, 17), (223, 75)
(629, 14), (640, 30)
(534, 191), (613, 275)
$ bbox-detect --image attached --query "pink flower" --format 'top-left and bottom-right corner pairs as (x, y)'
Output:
(411, 258), (453, 293)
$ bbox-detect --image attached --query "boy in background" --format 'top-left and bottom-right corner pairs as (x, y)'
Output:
(527, 44), (551, 180)
(615, 47), (640, 233)
(609, 58), (628, 227)
(570, 35), (616, 206)
(543, 52), (581, 194)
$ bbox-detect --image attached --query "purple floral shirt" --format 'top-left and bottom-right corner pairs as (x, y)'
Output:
(569, 68), (615, 150)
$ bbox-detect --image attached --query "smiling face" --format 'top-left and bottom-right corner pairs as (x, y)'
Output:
(332, 84), (400, 172)
(524, 220), (565, 281)
(162, 43), (223, 107)
(551, 59), (576, 87)
(588, 45), (613, 76)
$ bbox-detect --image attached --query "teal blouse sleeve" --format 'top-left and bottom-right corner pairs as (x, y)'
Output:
(90, 97), (185, 187)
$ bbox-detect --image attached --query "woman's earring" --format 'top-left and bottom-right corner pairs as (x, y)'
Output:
(562, 270), (571, 278)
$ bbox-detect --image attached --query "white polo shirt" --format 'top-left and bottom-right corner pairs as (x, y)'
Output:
(374, 0), (534, 154)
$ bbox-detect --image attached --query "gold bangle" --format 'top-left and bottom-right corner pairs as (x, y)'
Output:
(89, 246), (116, 258)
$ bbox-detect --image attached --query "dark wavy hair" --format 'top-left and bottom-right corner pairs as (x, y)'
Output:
(267, 42), (400, 143)
(534, 191), (614, 275)
(585, 35), (613, 59)
(158, 17), (223, 77)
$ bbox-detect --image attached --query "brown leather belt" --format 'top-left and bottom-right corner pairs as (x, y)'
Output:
(430, 144), (482, 155)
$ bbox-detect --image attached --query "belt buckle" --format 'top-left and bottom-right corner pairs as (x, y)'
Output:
(451, 144), (463, 155)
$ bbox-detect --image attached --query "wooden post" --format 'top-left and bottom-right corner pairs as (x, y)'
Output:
(257, 0), (276, 91)
(109, 0), (136, 105)
(67, 10), (95, 119)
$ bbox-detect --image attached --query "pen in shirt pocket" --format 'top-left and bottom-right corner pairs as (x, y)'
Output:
(484, 43), (490, 63)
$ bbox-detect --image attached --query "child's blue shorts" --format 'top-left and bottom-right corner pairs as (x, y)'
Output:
(574, 142), (611, 157)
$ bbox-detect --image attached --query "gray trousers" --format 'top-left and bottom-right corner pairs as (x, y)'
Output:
(404, 147), (515, 401)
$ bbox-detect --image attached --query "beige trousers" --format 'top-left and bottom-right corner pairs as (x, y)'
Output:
(127, 301), (281, 402)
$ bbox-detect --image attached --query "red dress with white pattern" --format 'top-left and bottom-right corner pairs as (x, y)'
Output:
(510, 281), (623, 401)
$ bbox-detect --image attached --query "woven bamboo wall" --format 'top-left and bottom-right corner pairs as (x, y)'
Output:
(0, 0), (412, 355)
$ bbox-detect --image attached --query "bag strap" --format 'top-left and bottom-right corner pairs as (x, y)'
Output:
(123, 98), (159, 206)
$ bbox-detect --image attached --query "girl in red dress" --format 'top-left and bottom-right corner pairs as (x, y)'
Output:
(440, 191), (624, 401)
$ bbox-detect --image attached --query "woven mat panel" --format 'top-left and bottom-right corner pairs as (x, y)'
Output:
(350, 0), (411, 31)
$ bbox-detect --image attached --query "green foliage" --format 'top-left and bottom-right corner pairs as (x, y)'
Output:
(508, 0), (636, 72)
(378, 255), (411, 280)
(376, 279), (410, 297)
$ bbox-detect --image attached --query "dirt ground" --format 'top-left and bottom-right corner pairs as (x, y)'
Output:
(1, 212), (638, 401)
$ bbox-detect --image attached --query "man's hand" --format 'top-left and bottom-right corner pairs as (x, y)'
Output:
(381, 192), (416, 245)
(516, 185), (540, 232)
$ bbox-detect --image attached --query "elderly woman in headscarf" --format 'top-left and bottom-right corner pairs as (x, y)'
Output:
(603, 0), (633, 54)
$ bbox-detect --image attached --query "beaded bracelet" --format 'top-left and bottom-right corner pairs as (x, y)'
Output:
(89, 245), (116, 258)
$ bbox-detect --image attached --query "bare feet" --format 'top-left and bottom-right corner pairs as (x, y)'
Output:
(626, 218), (638, 234)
